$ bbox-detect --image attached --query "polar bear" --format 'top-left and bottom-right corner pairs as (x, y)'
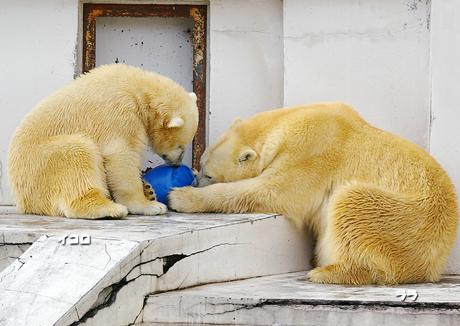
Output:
(8, 64), (198, 219)
(169, 102), (459, 285)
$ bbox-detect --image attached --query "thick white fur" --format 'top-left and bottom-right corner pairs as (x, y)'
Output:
(169, 102), (459, 285)
(8, 64), (198, 219)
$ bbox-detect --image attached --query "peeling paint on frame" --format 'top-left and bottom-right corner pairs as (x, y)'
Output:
(83, 4), (207, 170)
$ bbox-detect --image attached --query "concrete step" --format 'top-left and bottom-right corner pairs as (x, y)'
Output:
(141, 272), (460, 326)
(3, 204), (460, 326)
(0, 206), (311, 326)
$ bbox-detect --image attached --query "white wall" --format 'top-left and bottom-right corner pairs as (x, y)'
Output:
(0, 0), (78, 204)
(430, 0), (460, 274)
(283, 0), (431, 150)
(208, 0), (284, 143)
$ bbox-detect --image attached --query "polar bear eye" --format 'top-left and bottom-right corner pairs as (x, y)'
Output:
(205, 174), (212, 179)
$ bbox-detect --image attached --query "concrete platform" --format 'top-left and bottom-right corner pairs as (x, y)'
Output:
(0, 206), (311, 326)
(142, 272), (460, 325)
(2, 206), (460, 326)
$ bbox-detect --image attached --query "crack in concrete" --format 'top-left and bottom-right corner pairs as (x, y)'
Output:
(188, 301), (266, 318)
(0, 242), (34, 247)
(162, 253), (187, 274)
(126, 295), (149, 326)
(69, 277), (130, 326)
(70, 242), (241, 325)
(16, 258), (25, 271)
(74, 305), (80, 321)
(102, 244), (112, 271)
(164, 297), (460, 324)
(202, 298), (460, 312)
(0, 264), (16, 283)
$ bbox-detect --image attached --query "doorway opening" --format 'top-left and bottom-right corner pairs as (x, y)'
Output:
(83, 4), (207, 170)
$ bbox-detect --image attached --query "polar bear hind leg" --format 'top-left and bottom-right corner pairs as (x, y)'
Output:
(24, 135), (127, 219)
(63, 188), (127, 219)
(307, 263), (376, 285)
(307, 181), (457, 285)
(53, 135), (128, 219)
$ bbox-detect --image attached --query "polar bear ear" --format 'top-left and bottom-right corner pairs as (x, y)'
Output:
(238, 149), (257, 164)
(230, 117), (243, 129)
(189, 92), (197, 103)
(167, 116), (185, 128)
(259, 128), (284, 170)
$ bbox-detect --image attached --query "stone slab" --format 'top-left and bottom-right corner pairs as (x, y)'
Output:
(0, 206), (279, 242)
(0, 234), (140, 326)
(0, 207), (312, 326)
(143, 271), (460, 325)
(0, 232), (39, 272)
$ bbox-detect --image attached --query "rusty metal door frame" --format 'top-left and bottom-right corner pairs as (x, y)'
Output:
(82, 4), (207, 170)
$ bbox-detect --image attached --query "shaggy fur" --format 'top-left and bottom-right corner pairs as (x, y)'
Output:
(169, 102), (459, 285)
(8, 64), (198, 219)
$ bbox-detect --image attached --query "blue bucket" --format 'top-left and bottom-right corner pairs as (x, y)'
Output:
(142, 163), (195, 205)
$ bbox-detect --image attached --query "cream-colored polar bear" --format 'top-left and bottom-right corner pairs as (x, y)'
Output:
(169, 102), (459, 285)
(8, 64), (198, 219)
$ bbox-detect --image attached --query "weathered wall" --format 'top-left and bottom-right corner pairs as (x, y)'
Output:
(430, 0), (460, 274)
(207, 0), (284, 142)
(283, 0), (431, 150)
(0, 0), (78, 204)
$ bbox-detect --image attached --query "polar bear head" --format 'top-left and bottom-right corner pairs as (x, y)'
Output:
(195, 117), (269, 187)
(148, 90), (198, 167)
(195, 112), (286, 187)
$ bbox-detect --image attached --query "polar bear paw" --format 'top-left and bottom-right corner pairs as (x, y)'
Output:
(126, 200), (168, 216)
(168, 186), (202, 213)
(306, 268), (327, 284)
(104, 203), (129, 219)
(307, 264), (376, 285)
(142, 180), (157, 201)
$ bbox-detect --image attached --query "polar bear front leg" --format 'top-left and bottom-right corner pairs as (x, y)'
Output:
(168, 178), (275, 214)
(103, 150), (167, 216)
(168, 186), (210, 213)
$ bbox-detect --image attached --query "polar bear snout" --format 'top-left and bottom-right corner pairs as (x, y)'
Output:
(162, 155), (182, 167)
(162, 148), (185, 167)
(194, 170), (216, 187)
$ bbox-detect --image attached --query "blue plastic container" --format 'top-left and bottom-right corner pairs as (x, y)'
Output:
(142, 163), (195, 206)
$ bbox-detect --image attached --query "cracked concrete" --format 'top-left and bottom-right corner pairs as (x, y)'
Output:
(0, 231), (39, 272)
(144, 272), (460, 325)
(71, 251), (190, 326)
(0, 234), (140, 326)
(74, 238), (299, 326)
(0, 208), (311, 326)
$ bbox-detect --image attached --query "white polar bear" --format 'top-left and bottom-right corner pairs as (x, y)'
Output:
(169, 102), (459, 285)
(8, 64), (198, 219)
